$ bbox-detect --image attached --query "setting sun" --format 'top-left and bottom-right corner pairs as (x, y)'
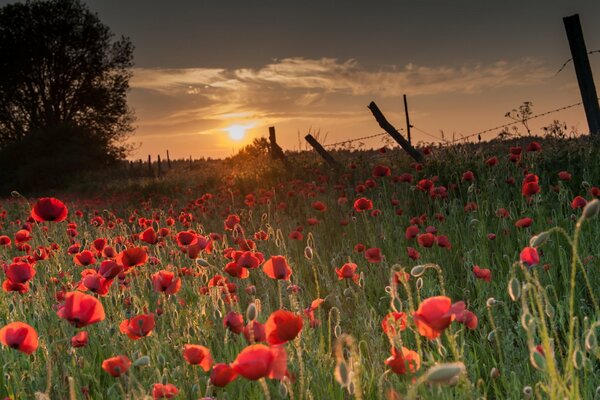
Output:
(225, 124), (252, 141)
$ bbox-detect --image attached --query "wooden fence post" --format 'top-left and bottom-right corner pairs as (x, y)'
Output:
(368, 101), (423, 162)
(189, 155), (192, 170)
(148, 155), (153, 177)
(157, 154), (162, 177)
(304, 134), (342, 170)
(403, 94), (412, 145)
(563, 14), (600, 135)
(268, 126), (291, 170)
(166, 150), (172, 169)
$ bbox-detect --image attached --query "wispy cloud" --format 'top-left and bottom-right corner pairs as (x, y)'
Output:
(128, 57), (552, 142)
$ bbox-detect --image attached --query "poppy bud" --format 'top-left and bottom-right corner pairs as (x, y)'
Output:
(583, 199), (600, 220)
(246, 303), (257, 322)
(508, 277), (521, 301)
(529, 231), (549, 247)
(424, 362), (465, 385)
(490, 367), (500, 379)
(523, 386), (533, 399)
(572, 348), (585, 370)
(585, 329), (597, 352)
(530, 348), (546, 370)
(334, 361), (350, 388)
(410, 265), (426, 277)
(133, 355), (150, 367)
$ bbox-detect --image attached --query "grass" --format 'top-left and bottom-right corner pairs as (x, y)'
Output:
(0, 135), (599, 399)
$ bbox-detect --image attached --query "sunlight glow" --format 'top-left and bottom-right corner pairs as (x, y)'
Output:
(224, 124), (253, 141)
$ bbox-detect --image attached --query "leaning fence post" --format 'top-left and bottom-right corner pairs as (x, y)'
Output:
(304, 134), (342, 170)
(268, 126), (291, 170)
(368, 101), (423, 163)
(563, 14), (600, 135)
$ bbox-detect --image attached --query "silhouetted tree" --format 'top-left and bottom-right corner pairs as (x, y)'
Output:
(0, 0), (135, 191)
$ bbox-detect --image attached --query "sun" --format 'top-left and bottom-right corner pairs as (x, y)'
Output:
(225, 124), (251, 141)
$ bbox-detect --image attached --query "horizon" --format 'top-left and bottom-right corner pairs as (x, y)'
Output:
(2, 0), (599, 160)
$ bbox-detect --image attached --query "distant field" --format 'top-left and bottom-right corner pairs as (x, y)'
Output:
(1, 136), (599, 399)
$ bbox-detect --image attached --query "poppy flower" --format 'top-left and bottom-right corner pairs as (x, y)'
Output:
(231, 344), (287, 380)
(485, 156), (498, 166)
(183, 345), (213, 371)
(571, 196), (587, 209)
(520, 247), (540, 267)
(515, 217), (533, 228)
(30, 198), (68, 222)
(0, 322), (38, 354)
(57, 291), (105, 328)
(116, 247), (148, 270)
(526, 141), (542, 152)
(384, 346), (420, 375)
(381, 312), (407, 336)
(152, 383), (179, 399)
(102, 355), (131, 377)
(265, 309), (303, 345)
(405, 225), (419, 240)
(151, 270), (182, 295)
(435, 235), (452, 249)
(453, 306), (478, 330)
(288, 230), (304, 241)
(0, 235), (11, 246)
(224, 214), (241, 230)
(99, 260), (123, 279)
(5, 261), (35, 284)
(472, 266), (491, 282)
(243, 320), (267, 343)
(223, 311), (244, 334)
(353, 197), (373, 212)
(119, 314), (155, 340)
(262, 256), (292, 280)
(81, 272), (113, 296)
(312, 201), (327, 212)
(365, 248), (382, 263)
(417, 233), (435, 248)
(210, 363), (238, 387)
(373, 165), (392, 177)
(71, 331), (89, 348)
(407, 247), (420, 260)
(413, 296), (455, 340)
(140, 227), (158, 244)
(2, 280), (29, 293)
(74, 250), (97, 266)
(558, 171), (572, 181)
(335, 263), (359, 283)
(522, 182), (540, 197)
(462, 171), (475, 182)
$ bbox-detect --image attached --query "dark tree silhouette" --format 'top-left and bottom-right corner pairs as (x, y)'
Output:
(0, 0), (135, 191)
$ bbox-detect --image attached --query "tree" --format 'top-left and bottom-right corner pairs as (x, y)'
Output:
(0, 0), (134, 161)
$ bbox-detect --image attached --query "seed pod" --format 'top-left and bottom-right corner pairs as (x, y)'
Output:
(490, 367), (500, 379)
(521, 312), (534, 332)
(486, 297), (497, 307)
(196, 258), (210, 267)
(410, 265), (426, 277)
(583, 199), (600, 220)
(279, 382), (288, 397)
(585, 330), (597, 352)
(334, 324), (342, 338)
(134, 356), (150, 367)
(508, 277), (521, 302)
(523, 386), (533, 399)
(424, 362), (466, 385)
(544, 303), (555, 318)
(416, 277), (423, 290)
(304, 246), (314, 260)
(572, 348), (585, 370)
(529, 231), (549, 247)
(246, 302), (257, 321)
(530, 349), (546, 371)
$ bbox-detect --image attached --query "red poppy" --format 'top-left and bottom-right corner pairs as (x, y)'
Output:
(119, 314), (155, 340)
(353, 197), (373, 212)
(413, 296), (455, 340)
(152, 383), (179, 399)
(81, 271), (113, 296)
(74, 250), (97, 266)
(210, 363), (238, 387)
(265, 309), (303, 345)
(312, 201), (327, 212)
(384, 346), (420, 375)
(365, 247), (382, 263)
(417, 233), (435, 248)
(0, 235), (11, 246)
(405, 225), (419, 239)
(5, 261), (35, 284)
(0, 322), (38, 354)
(381, 312), (407, 336)
(485, 156), (498, 166)
(453, 304), (478, 330)
(515, 217), (533, 228)
(71, 331), (89, 348)
(373, 165), (392, 177)
(99, 260), (123, 279)
(223, 311), (244, 334)
(231, 344), (287, 380)
(571, 196), (587, 209)
(102, 355), (131, 377)
(522, 182), (540, 197)
(335, 262), (359, 283)
(140, 227), (158, 244)
(435, 235), (452, 249)
(472, 266), (491, 282)
(30, 197), (68, 222)
(151, 270), (182, 295)
(462, 171), (475, 182)
(262, 256), (292, 280)
(183, 344), (213, 371)
(526, 141), (542, 152)
(243, 321), (267, 343)
(116, 247), (148, 270)
(57, 291), (105, 328)
(558, 171), (572, 181)
(520, 247), (540, 267)
(224, 214), (241, 230)
(407, 247), (420, 260)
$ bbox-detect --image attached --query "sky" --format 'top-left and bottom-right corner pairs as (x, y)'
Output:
(4, 0), (599, 159)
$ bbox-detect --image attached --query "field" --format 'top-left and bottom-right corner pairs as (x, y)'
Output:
(1, 136), (600, 400)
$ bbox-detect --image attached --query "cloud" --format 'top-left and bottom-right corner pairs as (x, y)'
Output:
(128, 57), (552, 139)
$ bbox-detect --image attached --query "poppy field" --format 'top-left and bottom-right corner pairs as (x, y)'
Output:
(1, 138), (600, 399)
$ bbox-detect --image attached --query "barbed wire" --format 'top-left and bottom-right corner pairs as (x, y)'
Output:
(323, 132), (388, 148)
(411, 125), (448, 143)
(555, 49), (600, 76)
